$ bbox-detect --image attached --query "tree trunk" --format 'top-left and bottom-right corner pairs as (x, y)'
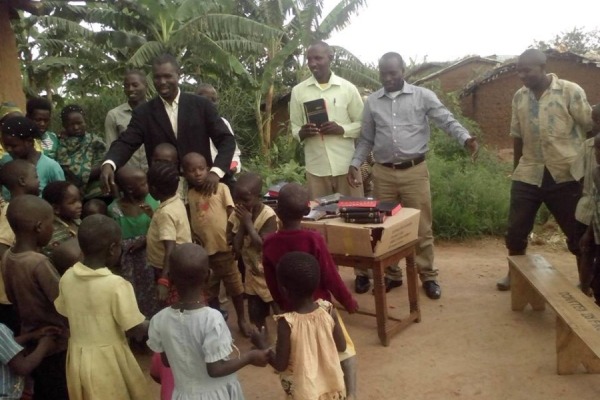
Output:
(262, 83), (274, 155)
(0, 3), (26, 110)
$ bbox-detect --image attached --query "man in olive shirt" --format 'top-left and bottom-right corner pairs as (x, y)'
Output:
(348, 52), (478, 299)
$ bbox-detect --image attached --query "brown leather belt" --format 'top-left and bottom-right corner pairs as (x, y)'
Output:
(379, 156), (425, 170)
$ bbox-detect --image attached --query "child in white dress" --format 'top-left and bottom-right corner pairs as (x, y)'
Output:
(147, 243), (269, 400)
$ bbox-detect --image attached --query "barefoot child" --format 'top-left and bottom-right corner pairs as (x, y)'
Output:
(182, 152), (250, 336)
(41, 181), (82, 258)
(0, 116), (64, 200)
(55, 214), (150, 399)
(228, 172), (277, 331)
(147, 161), (191, 304)
(147, 243), (270, 399)
(252, 251), (347, 400)
(109, 165), (160, 317)
(263, 182), (359, 398)
(1, 195), (69, 399)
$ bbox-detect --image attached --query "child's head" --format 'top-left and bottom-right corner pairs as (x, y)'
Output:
(169, 243), (209, 290)
(81, 199), (108, 219)
(115, 165), (149, 200)
(50, 238), (81, 275)
(0, 159), (40, 196)
(6, 194), (54, 248)
(42, 181), (82, 222)
(147, 161), (179, 201)
(181, 152), (208, 189)
(26, 97), (52, 135)
(276, 183), (310, 222)
(152, 143), (179, 165)
(593, 104), (600, 133)
(196, 83), (218, 104)
(0, 116), (41, 160)
(78, 214), (122, 268)
(60, 104), (86, 137)
(276, 251), (320, 301)
(233, 172), (263, 211)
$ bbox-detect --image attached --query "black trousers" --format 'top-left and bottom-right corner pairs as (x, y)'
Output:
(506, 169), (582, 255)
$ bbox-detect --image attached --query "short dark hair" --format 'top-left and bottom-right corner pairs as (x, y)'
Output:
(60, 104), (85, 125)
(78, 214), (121, 256)
(147, 161), (179, 197)
(309, 40), (334, 57)
(1, 116), (41, 140)
(6, 194), (53, 234)
(42, 181), (75, 206)
(152, 54), (179, 71)
(276, 183), (310, 221)
(124, 69), (147, 85)
(379, 52), (405, 69)
(82, 199), (108, 218)
(26, 97), (52, 117)
(0, 159), (35, 190)
(277, 251), (320, 298)
(169, 243), (210, 287)
(519, 48), (547, 66)
(234, 172), (263, 197)
(196, 83), (215, 94)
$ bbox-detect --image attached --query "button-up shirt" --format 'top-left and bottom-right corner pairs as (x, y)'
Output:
(104, 102), (148, 170)
(511, 74), (592, 186)
(571, 137), (596, 225)
(290, 72), (363, 177)
(351, 83), (471, 168)
(161, 90), (180, 137)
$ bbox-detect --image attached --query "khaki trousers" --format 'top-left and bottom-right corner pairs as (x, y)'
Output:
(369, 162), (437, 282)
(306, 172), (364, 199)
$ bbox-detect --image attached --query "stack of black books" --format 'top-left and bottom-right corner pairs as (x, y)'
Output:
(337, 197), (402, 224)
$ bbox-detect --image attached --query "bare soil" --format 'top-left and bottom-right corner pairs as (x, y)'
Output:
(140, 237), (600, 400)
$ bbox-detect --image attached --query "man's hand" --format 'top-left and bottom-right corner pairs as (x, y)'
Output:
(298, 123), (320, 141)
(199, 172), (220, 195)
(464, 138), (479, 161)
(101, 164), (117, 195)
(319, 121), (344, 136)
(347, 166), (362, 188)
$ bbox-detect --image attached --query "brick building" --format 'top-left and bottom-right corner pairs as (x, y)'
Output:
(459, 50), (600, 148)
(412, 56), (500, 93)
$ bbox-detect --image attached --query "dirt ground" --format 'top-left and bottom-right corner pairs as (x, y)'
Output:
(139, 237), (600, 399)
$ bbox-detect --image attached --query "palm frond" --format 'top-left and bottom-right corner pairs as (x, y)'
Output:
(317, 0), (366, 38)
(128, 41), (167, 67)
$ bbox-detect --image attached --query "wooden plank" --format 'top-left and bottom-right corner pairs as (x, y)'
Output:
(508, 255), (600, 360)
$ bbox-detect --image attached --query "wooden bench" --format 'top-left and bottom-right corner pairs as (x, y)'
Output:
(508, 254), (600, 374)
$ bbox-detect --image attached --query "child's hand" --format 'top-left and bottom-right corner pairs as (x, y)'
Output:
(234, 204), (252, 226)
(250, 326), (269, 350)
(32, 326), (62, 340)
(140, 203), (154, 218)
(127, 237), (146, 254)
(157, 284), (169, 303)
(248, 349), (270, 367)
(37, 334), (58, 355)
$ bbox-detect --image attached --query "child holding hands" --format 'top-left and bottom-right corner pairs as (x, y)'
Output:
(228, 172), (277, 331)
(253, 251), (347, 400)
(147, 243), (270, 399)
(55, 214), (150, 399)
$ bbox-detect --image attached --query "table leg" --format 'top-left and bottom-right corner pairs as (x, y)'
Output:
(406, 252), (421, 323)
(372, 260), (390, 346)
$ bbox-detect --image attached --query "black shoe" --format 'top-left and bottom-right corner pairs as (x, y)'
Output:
(355, 276), (371, 294)
(423, 281), (441, 299)
(385, 277), (403, 293)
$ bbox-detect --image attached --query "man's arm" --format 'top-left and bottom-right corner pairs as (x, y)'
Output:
(104, 110), (119, 148)
(350, 98), (375, 169)
(568, 84), (593, 133)
(289, 86), (305, 141)
(513, 138), (523, 171)
(104, 106), (146, 169)
(204, 100), (235, 177)
(338, 85), (364, 139)
(510, 93), (523, 171)
(425, 90), (471, 145)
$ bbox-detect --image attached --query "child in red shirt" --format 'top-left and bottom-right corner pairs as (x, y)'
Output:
(262, 182), (359, 399)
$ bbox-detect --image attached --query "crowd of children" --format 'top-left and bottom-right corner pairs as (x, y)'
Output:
(0, 98), (372, 400)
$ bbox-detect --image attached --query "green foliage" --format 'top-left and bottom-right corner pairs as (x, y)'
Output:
(428, 148), (511, 239)
(533, 27), (600, 54)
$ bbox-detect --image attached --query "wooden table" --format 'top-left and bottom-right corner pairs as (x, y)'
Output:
(331, 238), (421, 346)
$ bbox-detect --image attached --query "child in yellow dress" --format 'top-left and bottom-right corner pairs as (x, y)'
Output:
(252, 251), (347, 400)
(54, 214), (150, 399)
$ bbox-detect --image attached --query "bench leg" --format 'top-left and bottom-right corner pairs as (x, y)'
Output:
(510, 266), (545, 311)
(556, 316), (600, 374)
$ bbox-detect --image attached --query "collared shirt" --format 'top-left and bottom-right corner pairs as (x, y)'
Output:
(290, 72), (363, 177)
(105, 102), (148, 170)
(147, 195), (192, 268)
(351, 83), (471, 168)
(510, 74), (592, 186)
(160, 90), (180, 137)
(209, 118), (242, 173)
(571, 137), (596, 225)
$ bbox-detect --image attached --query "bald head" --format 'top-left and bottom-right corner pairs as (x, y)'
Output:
(169, 243), (209, 287)
(276, 182), (310, 221)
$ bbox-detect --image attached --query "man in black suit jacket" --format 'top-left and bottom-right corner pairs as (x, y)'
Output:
(101, 54), (236, 194)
